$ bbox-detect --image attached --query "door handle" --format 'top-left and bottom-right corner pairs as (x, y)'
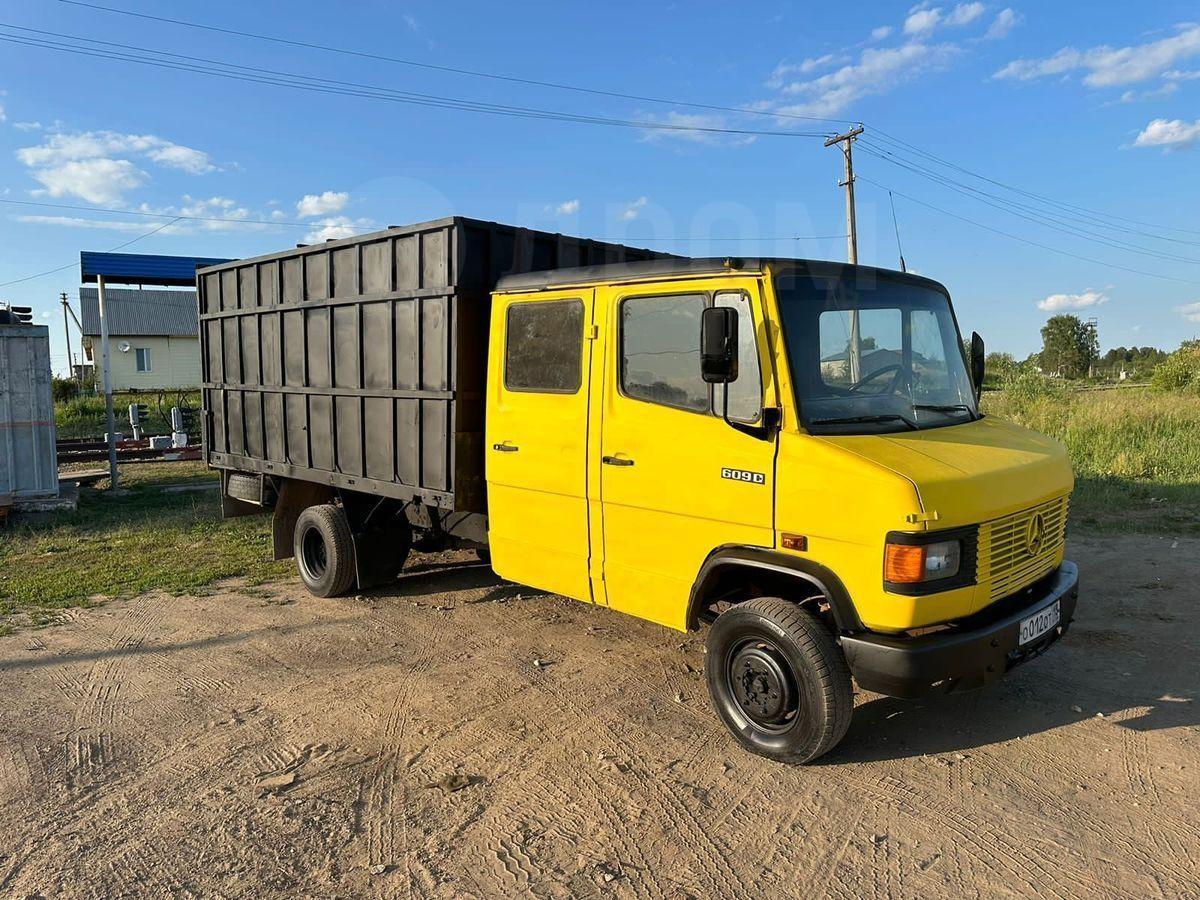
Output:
(492, 442), (519, 452)
(602, 455), (634, 467)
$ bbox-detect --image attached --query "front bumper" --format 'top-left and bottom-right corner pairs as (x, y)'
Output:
(841, 561), (1079, 699)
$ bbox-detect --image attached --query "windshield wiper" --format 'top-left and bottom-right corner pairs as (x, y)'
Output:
(913, 403), (977, 419)
(811, 413), (918, 430)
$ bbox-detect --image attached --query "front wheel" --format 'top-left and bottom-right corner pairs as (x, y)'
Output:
(705, 597), (853, 764)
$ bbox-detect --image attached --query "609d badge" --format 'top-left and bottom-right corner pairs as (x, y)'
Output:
(721, 467), (766, 485)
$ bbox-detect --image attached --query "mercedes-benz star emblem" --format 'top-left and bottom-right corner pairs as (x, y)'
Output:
(1025, 512), (1046, 557)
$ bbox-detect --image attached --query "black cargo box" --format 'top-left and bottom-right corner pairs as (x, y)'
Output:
(198, 216), (673, 513)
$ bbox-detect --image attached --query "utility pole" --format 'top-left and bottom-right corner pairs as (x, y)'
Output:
(97, 275), (119, 488)
(60, 292), (75, 386)
(825, 125), (865, 381)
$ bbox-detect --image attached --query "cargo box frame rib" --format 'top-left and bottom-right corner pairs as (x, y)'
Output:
(198, 216), (671, 514)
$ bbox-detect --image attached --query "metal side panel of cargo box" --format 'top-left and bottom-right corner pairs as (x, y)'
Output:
(197, 216), (673, 513)
(0, 323), (59, 505)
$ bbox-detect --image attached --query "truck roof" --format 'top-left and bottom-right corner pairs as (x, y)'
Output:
(494, 256), (950, 294)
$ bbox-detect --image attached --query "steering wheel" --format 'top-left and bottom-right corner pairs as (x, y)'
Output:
(846, 363), (908, 395)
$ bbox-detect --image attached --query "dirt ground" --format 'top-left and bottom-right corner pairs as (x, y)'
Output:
(1, 534), (1197, 899)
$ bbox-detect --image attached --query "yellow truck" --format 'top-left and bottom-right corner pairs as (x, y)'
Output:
(202, 218), (1078, 763)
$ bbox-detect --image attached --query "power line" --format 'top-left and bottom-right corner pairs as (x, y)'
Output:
(860, 137), (1200, 249)
(0, 217), (183, 288)
(869, 127), (1200, 238)
(0, 25), (828, 138)
(1, 196), (315, 228)
(57, 0), (854, 126)
(855, 140), (1200, 265)
(2, 197), (845, 243)
(856, 176), (1200, 287)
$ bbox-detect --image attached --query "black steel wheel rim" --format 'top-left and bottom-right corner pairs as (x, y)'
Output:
(725, 637), (799, 732)
(301, 526), (328, 580)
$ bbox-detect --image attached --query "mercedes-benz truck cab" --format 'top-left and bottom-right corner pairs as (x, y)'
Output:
(485, 257), (1077, 763)
(205, 225), (1077, 764)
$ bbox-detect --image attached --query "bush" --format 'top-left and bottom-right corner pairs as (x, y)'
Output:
(51, 376), (80, 403)
(1151, 342), (1200, 394)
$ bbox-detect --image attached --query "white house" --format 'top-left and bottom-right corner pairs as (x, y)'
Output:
(79, 288), (201, 390)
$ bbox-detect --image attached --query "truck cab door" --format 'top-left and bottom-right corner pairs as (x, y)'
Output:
(486, 289), (596, 603)
(596, 279), (776, 630)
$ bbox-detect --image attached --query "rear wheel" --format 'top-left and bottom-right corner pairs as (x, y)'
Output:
(294, 504), (356, 597)
(705, 597), (853, 764)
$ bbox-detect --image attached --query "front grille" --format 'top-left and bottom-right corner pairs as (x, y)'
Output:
(978, 495), (1069, 602)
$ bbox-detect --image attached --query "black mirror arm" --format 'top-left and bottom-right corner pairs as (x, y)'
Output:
(720, 386), (781, 441)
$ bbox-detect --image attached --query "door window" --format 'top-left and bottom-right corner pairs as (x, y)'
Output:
(620, 291), (762, 420)
(621, 294), (709, 412)
(504, 299), (584, 393)
(714, 291), (762, 423)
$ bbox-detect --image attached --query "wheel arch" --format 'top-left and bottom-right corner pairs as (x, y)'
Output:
(687, 545), (864, 634)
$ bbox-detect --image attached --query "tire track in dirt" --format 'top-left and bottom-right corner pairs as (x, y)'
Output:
(524, 663), (752, 900)
(847, 771), (1097, 900)
(360, 608), (450, 898)
(68, 600), (165, 784)
(976, 734), (1194, 897)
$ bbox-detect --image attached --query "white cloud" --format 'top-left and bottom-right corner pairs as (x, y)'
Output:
(0, 102), (5, 124)
(775, 41), (959, 117)
(994, 25), (1200, 87)
(985, 8), (1021, 40)
(16, 129), (215, 203)
(870, 25), (893, 42)
(303, 215), (373, 243)
(1165, 69), (1200, 81)
(1176, 301), (1200, 322)
(904, 8), (942, 35)
(1036, 290), (1108, 312)
(14, 213), (173, 233)
(620, 197), (648, 221)
(145, 144), (215, 174)
(13, 121), (42, 132)
(946, 3), (986, 27)
(27, 158), (146, 205)
(296, 190), (349, 217)
(1134, 117), (1200, 151)
(554, 199), (580, 215)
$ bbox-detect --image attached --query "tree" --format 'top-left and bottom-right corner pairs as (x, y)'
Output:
(1040, 315), (1098, 378)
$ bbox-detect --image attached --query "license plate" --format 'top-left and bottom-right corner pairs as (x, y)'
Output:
(1019, 600), (1061, 646)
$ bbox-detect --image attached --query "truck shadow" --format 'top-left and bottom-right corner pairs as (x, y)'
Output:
(823, 662), (1198, 765)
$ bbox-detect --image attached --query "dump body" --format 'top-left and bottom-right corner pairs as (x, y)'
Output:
(0, 323), (58, 506)
(198, 217), (670, 512)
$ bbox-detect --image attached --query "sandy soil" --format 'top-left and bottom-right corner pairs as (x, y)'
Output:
(1, 534), (1197, 899)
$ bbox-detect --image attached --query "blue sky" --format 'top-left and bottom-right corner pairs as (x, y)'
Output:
(1, 0), (1199, 374)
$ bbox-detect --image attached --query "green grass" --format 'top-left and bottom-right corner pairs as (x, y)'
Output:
(56, 390), (201, 440)
(0, 461), (289, 630)
(981, 384), (1200, 534)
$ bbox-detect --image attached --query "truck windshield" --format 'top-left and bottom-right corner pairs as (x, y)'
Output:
(774, 268), (977, 434)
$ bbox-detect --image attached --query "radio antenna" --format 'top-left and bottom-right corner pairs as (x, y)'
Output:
(888, 190), (907, 273)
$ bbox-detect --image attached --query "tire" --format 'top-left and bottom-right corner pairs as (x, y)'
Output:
(474, 546), (491, 566)
(294, 504), (356, 597)
(705, 597), (853, 764)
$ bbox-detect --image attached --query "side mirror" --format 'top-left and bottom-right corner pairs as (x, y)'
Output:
(970, 331), (985, 401)
(701, 306), (739, 384)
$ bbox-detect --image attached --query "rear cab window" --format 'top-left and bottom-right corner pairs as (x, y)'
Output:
(504, 299), (585, 393)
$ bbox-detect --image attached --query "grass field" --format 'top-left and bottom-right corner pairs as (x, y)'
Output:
(56, 390), (201, 440)
(981, 383), (1200, 534)
(2, 383), (1196, 631)
(0, 462), (288, 634)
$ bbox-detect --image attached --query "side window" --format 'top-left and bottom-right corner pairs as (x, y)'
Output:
(621, 293), (708, 412)
(713, 291), (762, 422)
(504, 299), (584, 393)
(135, 347), (152, 373)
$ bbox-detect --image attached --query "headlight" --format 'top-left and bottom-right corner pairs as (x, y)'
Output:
(884, 539), (962, 584)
